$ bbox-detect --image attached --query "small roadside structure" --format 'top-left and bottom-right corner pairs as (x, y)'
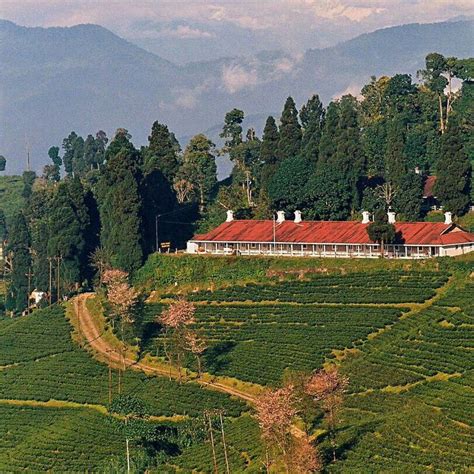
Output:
(186, 210), (474, 259)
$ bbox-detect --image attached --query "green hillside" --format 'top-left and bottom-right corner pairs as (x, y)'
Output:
(1, 254), (473, 471)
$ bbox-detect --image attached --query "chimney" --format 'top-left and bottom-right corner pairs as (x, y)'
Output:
(387, 211), (396, 224)
(276, 211), (285, 223)
(226, 210), (234, 222)
(294, 210), (302, 223)
(362, 211), (370, 224)
(444, 211), (452, 225)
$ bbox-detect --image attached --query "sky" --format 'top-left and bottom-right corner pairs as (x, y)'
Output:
(1, 1), (473, 57)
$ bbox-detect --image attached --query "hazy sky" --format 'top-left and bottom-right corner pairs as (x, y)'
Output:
(2, 0), (473, 52)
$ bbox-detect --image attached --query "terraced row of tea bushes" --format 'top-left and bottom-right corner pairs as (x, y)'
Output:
(332, 399), (474, 473)
(436, 280), (474, 313)
(333, 272), (473, 471)
(343, 305), (473, 391)
(0, 307), (73, 365)
(148, 303), (405, 385)
(0, 307), (245, 417)
(182, 271), (449, 304)
(0, 405), (125, 471)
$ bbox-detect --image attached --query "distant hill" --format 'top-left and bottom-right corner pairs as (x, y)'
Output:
(1, 19), (473, 174)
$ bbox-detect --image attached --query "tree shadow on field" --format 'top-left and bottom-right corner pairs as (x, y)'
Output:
(320, 419), (382, 471)
(204, 341), (237, 374)
(138, 321), (163, 356)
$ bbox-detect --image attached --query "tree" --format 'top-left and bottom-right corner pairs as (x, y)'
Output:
(434, 120), (471, 216)
(289, 435), (322, 474)
(5, 213), (31, 314)
(179, 134), (217, 212)
(254, 384), (299, 471)
(0, 155), (6, 171)
(384, 120), (407, 186)
(229, 129), (261, 207)
(367, 209), (396, 256)
(22, 170), (36, 200)
(419, 53), (450, 133)
(47, 183), (86, 292)
(0, 209), (6, 242)
(305, 366), (349, 463)
(184, 331), (207, 377)
(392, 172), (424, 220)
(89, 246), (113, 285)
(220, 108), (244, 150)
(158, 299), (197, 380)
(62, 131), (83, 175)
(98, 133), (144, 273)
(277, 97), (302, 161)
(268, 155), (314, 212)
(300, 94), (324, 161)
(259, 116), (280, 191)
(333, 95), (366, 209)
(145, 121), (179, 181)
(109, 394), (150, 474)
(305, 163), (352, 220)
(103, 269), (139, 337)
(318, 101), (339, 163)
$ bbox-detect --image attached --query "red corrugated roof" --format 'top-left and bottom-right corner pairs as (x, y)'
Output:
(193, 220), (474, 246)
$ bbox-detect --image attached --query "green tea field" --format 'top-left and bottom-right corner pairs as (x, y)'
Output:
(1, 255), (473, 472)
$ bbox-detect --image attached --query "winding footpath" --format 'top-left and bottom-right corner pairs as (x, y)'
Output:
(73, 293), (256, 404)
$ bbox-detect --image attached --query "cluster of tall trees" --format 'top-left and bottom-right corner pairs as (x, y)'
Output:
(205, 53), (472, 228)
(4, 123), (217, 314)
(3, 53), (472, 314)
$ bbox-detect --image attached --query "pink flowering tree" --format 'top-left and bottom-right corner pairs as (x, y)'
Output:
(305, 366), (349, 462)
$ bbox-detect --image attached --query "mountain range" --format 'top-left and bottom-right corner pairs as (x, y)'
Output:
(1, 18), (473, 175)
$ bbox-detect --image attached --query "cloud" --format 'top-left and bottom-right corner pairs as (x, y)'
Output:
(173, 82), (211, 109)
(157, 25), (215, 39)
(222, 64), (259, 93)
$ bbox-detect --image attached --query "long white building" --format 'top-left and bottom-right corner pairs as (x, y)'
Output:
(187, 211), (474, 259)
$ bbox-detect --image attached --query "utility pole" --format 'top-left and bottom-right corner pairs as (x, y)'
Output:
(25, 269), (34, 315)
(205, 411), (218, 474)
(48, 257), (53, 305)
(219, 410), (230, 474)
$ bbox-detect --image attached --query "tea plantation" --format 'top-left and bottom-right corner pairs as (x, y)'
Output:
(1, 255), (473, 472)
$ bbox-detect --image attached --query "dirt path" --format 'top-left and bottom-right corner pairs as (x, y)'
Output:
(73, 294), (256, 404)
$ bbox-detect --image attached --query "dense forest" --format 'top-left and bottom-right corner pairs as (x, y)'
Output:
(2, 53), (473, 314)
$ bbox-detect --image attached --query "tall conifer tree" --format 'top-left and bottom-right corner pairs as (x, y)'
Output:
(277, 97), (302, 161)
(333, 96), (366, 209)
(146, 121), (179, 181)
(385, 120), (407, 186)
(300, 95), (324, 161)
(434, 121), (471, 216)
(6, 213), (31, 313)
(98, 132), (144, 272)
(259, 116), (280, 190)
(318, 102), (340, 163)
